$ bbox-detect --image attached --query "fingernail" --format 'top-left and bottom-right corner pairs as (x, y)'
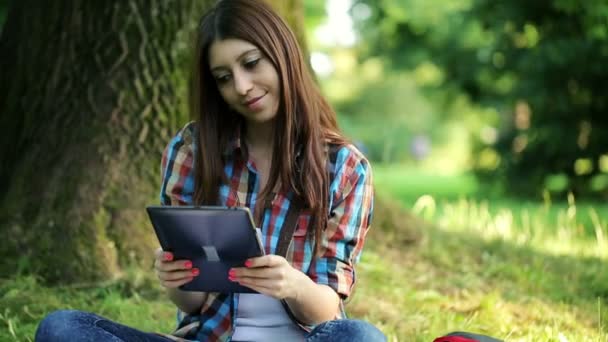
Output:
(245, 260), (252, 267)
(164, 253), (173, 261)
(228, 270), (235, 277)
(191, 268), (199, 276)
(228, 275), (236, 281)
(184, 261), (192, 269)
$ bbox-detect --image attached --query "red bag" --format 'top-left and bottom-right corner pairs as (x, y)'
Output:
(433, 331), (503, 342)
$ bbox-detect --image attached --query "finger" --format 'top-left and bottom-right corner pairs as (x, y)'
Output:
(232, 256), (289, 278)
(245, 255), (284, 268)
(159, 268), (200, 281)
(160, 276), (194, 289)
(163, 252), (174, 262)
(231, 266), (282, 280)
(154, 248), (173, 262)
(156, 259), (193, 272)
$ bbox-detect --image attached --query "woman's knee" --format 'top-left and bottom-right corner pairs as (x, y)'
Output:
(308, 319), (386, 342)
(35, 310), (88, 341)
(338, 319), (386, 340)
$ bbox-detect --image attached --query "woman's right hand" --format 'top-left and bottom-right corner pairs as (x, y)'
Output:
(154, 247), (200, 288)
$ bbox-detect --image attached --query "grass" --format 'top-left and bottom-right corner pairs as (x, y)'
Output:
(361, 165), (608, 341)
(0, 271), (176, 341)
(1, 166), (607, 341)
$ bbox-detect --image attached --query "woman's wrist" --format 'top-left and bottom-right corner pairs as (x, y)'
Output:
(167, 287), (206, 314)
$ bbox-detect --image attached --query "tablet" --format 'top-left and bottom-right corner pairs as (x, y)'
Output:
(146, 205), (265, 293)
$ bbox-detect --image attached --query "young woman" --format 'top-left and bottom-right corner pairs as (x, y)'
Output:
(35, 0), (384, 341)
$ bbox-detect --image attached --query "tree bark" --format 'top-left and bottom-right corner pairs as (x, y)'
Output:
(0, 0), (305, 284)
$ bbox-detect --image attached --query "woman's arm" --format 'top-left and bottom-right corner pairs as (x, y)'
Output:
(167, 288), (208, 315)
(231, 255), (339, 325)
(283, 269), (340, 324)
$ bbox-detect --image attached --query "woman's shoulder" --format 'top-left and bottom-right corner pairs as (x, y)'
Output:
(327, 142), (372, 181)
(171, 121), (197, 145)
(161, 122), (197, 204)
(162, 121), (197, 169)
(164, 121), (197, 154)
(328, 142), (371, 168)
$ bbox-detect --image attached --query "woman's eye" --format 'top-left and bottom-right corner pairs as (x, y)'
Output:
(215, 74), (232, 84)
(244, 58), (260, 69)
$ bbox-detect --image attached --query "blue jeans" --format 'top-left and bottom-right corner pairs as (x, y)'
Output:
(35, 310), (386, 342)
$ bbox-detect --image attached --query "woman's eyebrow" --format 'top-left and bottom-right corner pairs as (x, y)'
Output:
(211, 48), (260, 72)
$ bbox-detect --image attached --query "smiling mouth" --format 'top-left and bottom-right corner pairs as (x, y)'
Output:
(244, 93), (266, 107)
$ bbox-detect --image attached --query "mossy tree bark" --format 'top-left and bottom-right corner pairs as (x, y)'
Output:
(0, 0), (305, 284)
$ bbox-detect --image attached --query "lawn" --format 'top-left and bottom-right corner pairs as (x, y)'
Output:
(364, 165), (608, 341)
(1, 166), (607, 341)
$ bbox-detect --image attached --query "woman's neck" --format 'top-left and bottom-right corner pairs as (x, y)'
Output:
(244, 119), (275, 155)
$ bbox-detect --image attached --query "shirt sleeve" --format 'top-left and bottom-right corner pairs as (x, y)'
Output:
(160, 122), (196, 206)
(307, 147), (374, 299)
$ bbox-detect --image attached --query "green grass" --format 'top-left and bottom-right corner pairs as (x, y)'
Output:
(360, 166), (608, 341)
(350, 228), (607, 341)
(0, 271), (176, 341)
(1, 166), (607, 341)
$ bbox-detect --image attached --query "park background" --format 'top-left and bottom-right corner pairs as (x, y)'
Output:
(0, 0), (607, 341)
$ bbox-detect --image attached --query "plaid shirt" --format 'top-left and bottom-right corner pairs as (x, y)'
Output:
(159, 122), (374, 341)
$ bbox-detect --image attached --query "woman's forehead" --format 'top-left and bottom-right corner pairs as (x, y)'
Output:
(208, 38), (260, 69)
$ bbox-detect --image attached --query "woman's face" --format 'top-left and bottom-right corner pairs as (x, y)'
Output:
(208, 38), (280, 124)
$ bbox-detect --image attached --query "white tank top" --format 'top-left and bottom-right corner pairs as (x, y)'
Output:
(231, 293), (306, 342)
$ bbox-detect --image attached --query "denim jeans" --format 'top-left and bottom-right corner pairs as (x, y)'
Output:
(35, 310), (386, 342)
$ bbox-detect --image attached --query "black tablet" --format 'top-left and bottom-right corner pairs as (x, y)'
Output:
(146, 206), (265, 293)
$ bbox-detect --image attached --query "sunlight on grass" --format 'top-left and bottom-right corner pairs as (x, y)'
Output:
(410, 194), (608, 260)
(359, 166), (608, 341)
(374, 165), (608, 259)
(350, 239), (608, 341)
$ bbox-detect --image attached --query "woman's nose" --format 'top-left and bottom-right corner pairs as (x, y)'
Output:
(233, 71), (253, 95)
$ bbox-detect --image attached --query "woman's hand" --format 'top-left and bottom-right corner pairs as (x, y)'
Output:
(229, 255), (305, 300)
(153, 247), (199, 289)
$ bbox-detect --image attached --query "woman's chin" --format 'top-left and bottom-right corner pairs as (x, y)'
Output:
(242, 111), (277, 124)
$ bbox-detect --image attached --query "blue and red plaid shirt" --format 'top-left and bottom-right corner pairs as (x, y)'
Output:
(159, 122), (374, 341)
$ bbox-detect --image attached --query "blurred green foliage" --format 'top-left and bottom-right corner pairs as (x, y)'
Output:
(346, 0), (608, 198)
(303, 0), (327, 30)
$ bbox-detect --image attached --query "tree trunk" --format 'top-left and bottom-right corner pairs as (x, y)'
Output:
(0, 0), (305, 284)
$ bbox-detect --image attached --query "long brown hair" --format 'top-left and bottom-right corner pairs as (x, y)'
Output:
(191, 0), (347, 256)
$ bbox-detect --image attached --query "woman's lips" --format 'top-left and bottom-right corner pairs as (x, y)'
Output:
(244, 93), (266, 110)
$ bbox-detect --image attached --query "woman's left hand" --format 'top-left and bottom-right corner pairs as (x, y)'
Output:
(229, 255), (305, 300)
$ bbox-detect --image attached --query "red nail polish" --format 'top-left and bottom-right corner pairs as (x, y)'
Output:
(184, 261), (192, 269)
(191, 268), (199, 276)
(228, 270), (235, 277)
(164, 253), (173, 261)
(245, 260), (252, 267)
